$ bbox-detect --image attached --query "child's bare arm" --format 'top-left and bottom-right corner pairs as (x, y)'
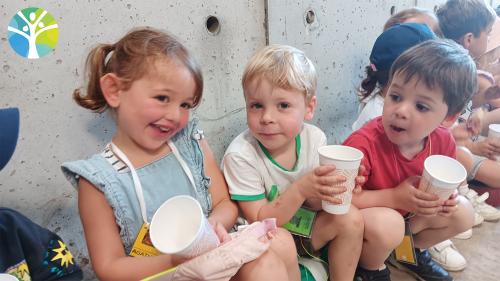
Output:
(238, 165), (345, 225)
(78, 178), (180, 281)
(200, 139), (238, 230)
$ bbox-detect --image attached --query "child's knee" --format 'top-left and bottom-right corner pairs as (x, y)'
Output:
(334, 207), (364, 235)
(253, 248), (287, 273)
(453, 196), (475, 231)
(269, 228), (298, 262)
(364, 210), (404, 249)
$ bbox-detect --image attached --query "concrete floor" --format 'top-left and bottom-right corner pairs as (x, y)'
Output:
(391, 217), (500, 281)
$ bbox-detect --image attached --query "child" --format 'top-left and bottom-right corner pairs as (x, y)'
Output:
(353, 23), (436, 131)
(344, 40), (476, 281)
(437, 0), (500, 219)
(222, 45), (365, 281)
(384, 7), (442, 36)
(61, 28), (299, 280)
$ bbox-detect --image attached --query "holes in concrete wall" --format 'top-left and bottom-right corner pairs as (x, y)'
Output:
(390, 6), (396, 15)
(206, 16), (220, 35)
(305, 9), (316, 24)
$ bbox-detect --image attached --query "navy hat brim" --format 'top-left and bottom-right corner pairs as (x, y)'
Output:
(0, 108), (20, 170)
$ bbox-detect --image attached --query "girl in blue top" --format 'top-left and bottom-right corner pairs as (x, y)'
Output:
(62, 27), (298, 281)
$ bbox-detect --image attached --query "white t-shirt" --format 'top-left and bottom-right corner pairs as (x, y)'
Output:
(352, 94), (384, 131)
(222, 124), (327, 201)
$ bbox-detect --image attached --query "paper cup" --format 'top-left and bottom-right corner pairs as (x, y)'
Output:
(318, 145), (363, 214)
(0, 274), (18, 281)
(488, 124), (500, 161)
(418, 155), (467, 200)
(149, 195), (220, 258)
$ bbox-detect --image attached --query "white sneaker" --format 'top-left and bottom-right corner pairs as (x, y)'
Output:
(461, 185), (500, 222)
(429, 239), (467, 271)
(474, 211), (484, 227)
(454, 229), (472, 240)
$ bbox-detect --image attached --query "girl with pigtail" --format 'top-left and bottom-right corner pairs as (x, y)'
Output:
(62, 27), (298, 281)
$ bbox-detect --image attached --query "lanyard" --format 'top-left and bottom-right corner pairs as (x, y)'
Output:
(110, 141), (197, 224)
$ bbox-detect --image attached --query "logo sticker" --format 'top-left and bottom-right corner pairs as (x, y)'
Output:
(7, 7), (59, 59)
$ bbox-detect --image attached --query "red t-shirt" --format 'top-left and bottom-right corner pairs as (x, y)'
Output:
(343, 117), (456, 191)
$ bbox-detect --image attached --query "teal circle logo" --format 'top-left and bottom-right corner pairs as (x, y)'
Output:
(7, 7), (59, 59)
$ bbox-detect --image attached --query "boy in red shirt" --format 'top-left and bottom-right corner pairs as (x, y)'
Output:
(344, 40), (476, 281)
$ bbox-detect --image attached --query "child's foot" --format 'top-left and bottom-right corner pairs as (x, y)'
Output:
(354, 265), (391, 281)
(389, 249), (453, 281)
(428, 240), (467, 271)
(460, 185), (500, 221)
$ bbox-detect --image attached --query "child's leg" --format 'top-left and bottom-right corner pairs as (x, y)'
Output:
(359, 207), (405, 270)
(267, 228), (301, 281)
(232, 228), (299, 281)
(410, 196), (474, 248)
(457, 145), (500, 188)
(310, 206), (364, 280)
(474, 159), (500, 188)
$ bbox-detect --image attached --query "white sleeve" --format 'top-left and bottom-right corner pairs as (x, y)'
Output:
(222, 153), (267, 201)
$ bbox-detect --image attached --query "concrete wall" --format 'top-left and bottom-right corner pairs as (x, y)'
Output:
(0, 0), (490, 279)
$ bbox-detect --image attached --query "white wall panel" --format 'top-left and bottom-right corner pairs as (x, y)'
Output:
(267, 0), (416, 144)
(1, 1), (265, 279)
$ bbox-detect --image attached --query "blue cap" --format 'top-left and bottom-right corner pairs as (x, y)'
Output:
(0, 108), (20, 170)
(370, 23), (436, 73)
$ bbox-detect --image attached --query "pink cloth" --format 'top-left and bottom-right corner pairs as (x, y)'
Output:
(148, 219), (277, 281)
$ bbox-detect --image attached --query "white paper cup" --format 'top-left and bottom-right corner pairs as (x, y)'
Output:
(149, 195), (220, 258)
(418, 155), (467, 200)
(318, 145), (363, 214)
(488, 124), (500, 161)
(0, 274), (18, 281)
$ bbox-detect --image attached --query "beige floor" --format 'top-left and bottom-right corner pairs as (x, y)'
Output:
(390, 217), (500, 281)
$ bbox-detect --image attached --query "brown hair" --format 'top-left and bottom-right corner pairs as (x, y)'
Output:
(73, 27), (203, 112)
(390, 39), (477, 116)
(437, 0), (496, 41)
(384, 7), (443, 37)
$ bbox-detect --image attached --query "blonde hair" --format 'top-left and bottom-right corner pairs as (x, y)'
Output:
(73, 27), (203, 112)
(242, 44), (317, 100)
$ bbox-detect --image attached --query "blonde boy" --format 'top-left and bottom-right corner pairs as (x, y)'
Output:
(222, 45), (364, 281)
(344, 40), (476, 281)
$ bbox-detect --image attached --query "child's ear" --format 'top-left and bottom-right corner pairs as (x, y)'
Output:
(100, 73), (122, 108)
(441, 112), (461, 128)
(460, 32), (474, 51)
(304, 96), (317, 121)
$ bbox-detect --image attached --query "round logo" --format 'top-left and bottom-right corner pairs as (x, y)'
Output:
(7, 7), (59, 59)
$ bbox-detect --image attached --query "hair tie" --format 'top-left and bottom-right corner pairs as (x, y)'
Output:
(104, 46), (115, 67)
(370, 63), (377, 72)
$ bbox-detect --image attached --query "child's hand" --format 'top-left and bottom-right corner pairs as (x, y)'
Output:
(466, 108), (485, 136)
(438, 191), (459, 217)
(394, 176), (442, 216)
(353, 165), (366, 194)
(297, 165), (347, 204)
(208, 218), (231, 244)
(471, 138), (500, 159)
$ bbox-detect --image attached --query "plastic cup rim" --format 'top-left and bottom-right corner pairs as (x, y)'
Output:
(150, 195), (204, 254)
(424, 155), (466, 186)
(318, 145), (364, 162)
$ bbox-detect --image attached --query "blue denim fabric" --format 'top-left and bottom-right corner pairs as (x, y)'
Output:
(61, 119), (212, 253)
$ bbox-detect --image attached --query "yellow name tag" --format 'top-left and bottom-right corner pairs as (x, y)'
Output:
(129, 223), (161, 257)
(394, 220), (417, 265)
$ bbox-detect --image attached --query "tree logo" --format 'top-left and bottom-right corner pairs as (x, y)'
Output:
(7, 7), (59, 59)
